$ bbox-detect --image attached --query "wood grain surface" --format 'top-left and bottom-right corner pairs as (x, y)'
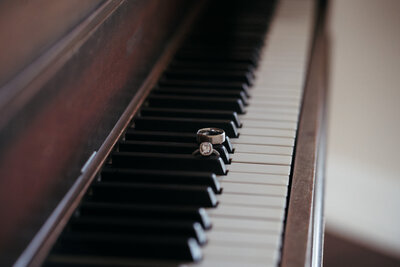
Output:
(0, 1), (194, 265)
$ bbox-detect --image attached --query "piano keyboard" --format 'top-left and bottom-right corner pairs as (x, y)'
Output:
(194, 1), (315, 266)
(43, 0), (315, 266)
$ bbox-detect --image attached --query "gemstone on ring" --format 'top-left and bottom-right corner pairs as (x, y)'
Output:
(199, 142), (213, 156)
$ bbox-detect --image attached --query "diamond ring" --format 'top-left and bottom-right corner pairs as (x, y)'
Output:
(192, 142), (220, 157)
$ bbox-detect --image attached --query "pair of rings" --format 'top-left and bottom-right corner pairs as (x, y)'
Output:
(192, 128), (225, 157)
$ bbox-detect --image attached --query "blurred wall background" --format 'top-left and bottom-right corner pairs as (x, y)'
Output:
(325, 0), (400, 262)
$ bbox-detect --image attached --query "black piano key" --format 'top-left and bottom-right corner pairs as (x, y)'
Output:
(124, 130), (235, 153)
(152, 88), (248, 106)
(178, 46), (260, 56)
(111, 151), (226, 175)
(213, 144), (231, 164)
(78, 202), (212, 229)
(158, 79), (250, 97)
(140, 107), (242, 127)
(176, 45), (260, 57)
(184, 30), (264, 38)
(169, 59), (255, 72)
(223, 136), (235, 153)
(146, 95), (246, 114)
(133, 117), (238, 138)
(89, 182), (218, 207)
(183, 37), (264, 53)
(180, 41), (262, 52)
(188, 25), (267, 36)
(45, 257), (179, 267)
(162, 69), (254, 86)
(68, 217), (207, 245)
(186, 29), (266, 39)
(101, 168), (221, 193)
(188, 37), (263, 45)
(52, 233), (202, 262)
(117, 140), (230, 165)
(193, 19), (271, 30)
(125, 130), (196, 142)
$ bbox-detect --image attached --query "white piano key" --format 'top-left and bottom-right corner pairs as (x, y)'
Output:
(238, 127), (296, 138)
(227, 162), (291, 175)
(247, 100), (301, 109)
(257, 57), (302, 64)
(248, 88), (301, 96)
(252, 77), (303, 84)
(241, 112), (298, 122)
(208, 204), (285, 221)
(257, 64), (304, 71)
(255, 70), (304, 78)
(256, 64), (305, 73)
(234, 143), (293, 155)
(203, 243), (274, 256)
(249, 88), (302, 96)
(250, 87), (302, 94)
(255, 75), (304, 83)
(248, 97), (301, 105)
(211, 216), (284, 233)
(253, 82), (303, 89)
(188, 259), (276, 267)
(249, 91), (302, 99)
(245, 105), (299, 115)
(208, 230), (281, 247)
(220, 172), (289, 186)
(221, 182), (287, 196)
(260, 53), (305, 61)
(218, 192), (287, 208)
(231, 152), (292, 165)
(248, 93), (301, 102)
(241, 119), (298, 130)
(250, 85), (302, 94)
(197, 245), (278, 266)
(231, 135), (294, 146)
(249, 89), (303, 98)
(239, 105), (298, 113)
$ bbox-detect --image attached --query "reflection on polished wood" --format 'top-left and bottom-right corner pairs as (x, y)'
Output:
(0, 1), (195, 264)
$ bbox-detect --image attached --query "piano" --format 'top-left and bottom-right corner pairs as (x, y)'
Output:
(0, 0), (328, 266)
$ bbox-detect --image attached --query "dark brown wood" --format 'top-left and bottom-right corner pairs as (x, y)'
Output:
(280, 2), (329, 266)
(0, 0), (102, 87)
(0, 1), (198, 265)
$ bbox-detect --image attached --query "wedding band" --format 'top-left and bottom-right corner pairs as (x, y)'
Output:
(196, 128), (225, 145)
(192, 142), (220, 157)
